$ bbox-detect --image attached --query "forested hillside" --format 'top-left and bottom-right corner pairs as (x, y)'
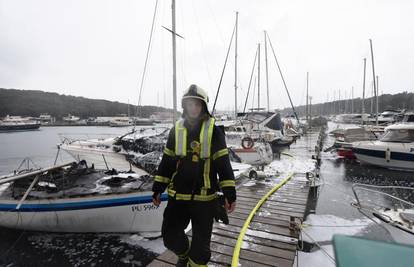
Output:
(282, 91), (414, 116)
(0, 88), (171, 118)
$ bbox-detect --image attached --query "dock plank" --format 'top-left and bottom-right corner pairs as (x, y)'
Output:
(236, 197), (307, 211)
(211, 227), (297, 251)
(149, 172), (311, 266)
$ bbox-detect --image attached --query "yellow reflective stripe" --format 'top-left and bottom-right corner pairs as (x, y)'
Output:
(154, 175), (170, 184)
(200, 188), (207, 196)
(203, 159), (211, 189)
(206, 118), (215, 156)
(175, 121), (180, 155)
(175, 120), (187, 157)
(194, 194), (216, 201)
(175, 194), (192, 201)
(220, 180), (235, 188)
(188, 258), (207, 267)
(199, 118), (215, 159)
(212, 148), (228, 161)
(199, 119), (206, 158)
(163, 147), (175, 157)
(167, 188), (217, 201)
(200, 118), (215, 190)
(182, 127), (187, 156)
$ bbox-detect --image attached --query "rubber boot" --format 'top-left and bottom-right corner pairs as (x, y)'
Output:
(176, 257), (188, 267)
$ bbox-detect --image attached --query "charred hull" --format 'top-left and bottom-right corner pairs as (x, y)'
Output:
(269, 138), (295, 152)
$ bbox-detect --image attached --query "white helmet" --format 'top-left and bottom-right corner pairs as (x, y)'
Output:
(181, 84), (211, 116)
(182, 84), (209, 106)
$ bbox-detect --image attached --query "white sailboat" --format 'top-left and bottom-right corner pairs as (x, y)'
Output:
(0, 161), (166, 232)
(59, 127), (169, 173)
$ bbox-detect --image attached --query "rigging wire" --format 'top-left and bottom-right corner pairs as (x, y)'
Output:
(266, 32), (299, 123)
(243, 48), (258, 113)
(211, 22), (236, 115)
(250, 76), (257, 111)
(136, 0), (159, 116)
(177, 0), (187, 86)
(191, 0), (213, 90)
(299, 225), (337, 265)
(206, 0), (226, 49)
(160, 0), (167, 107)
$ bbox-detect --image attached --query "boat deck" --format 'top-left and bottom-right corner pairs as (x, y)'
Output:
(0, 169), (153, 200)
(148, 173), (311, 266)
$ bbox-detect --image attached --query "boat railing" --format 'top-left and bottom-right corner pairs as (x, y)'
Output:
(58, 133), (119, 145)
(352, 183), (414, 213)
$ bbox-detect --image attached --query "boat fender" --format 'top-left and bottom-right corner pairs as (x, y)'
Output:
(241, 137), (254, 149)
(385, 148), (391, 162)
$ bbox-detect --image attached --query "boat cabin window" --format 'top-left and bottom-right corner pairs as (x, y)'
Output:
(380, 129), (414, 143)
(402, 115), (414, 123)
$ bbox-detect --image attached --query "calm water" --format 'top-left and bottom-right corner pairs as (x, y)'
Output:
(0, 126), (152, 175)
(0, 123), (413, 266)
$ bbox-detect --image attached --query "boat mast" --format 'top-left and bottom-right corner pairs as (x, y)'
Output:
(243, 48), (258, 113)
(338, 89), (341, 114)
(172, 0), (177, 123)
(257, 43), (261, 110)
(376, 75), (379, 115)
(369, 39), (378, 126)
(309, 96), (312, 124)
(306, 72), (309, 124)
(234, 12), (238, 120)
(362, 58), (366, 124)
(371, 82), (374, 114)
(351, 87), (354, 114)
(264, 31), (270, 112)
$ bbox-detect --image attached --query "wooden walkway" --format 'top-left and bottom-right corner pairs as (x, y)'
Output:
(148, 173), (311, 267)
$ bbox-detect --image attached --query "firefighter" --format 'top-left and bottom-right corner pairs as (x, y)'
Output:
(152, 84), (236, 267)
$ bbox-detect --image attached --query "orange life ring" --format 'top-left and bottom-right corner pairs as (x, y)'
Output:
(241, 137), (254, 149)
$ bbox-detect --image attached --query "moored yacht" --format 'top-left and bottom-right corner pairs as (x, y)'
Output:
(367, 109), (404, 125)
(352, 122), (414, 170)
(109, 117), (133, 127)
(220, 111), (295, 153)
(62, 114), (80, 123)
(0, 115), (41, 132)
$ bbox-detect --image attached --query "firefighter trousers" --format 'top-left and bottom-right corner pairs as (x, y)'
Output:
(162, 198), (216, 266)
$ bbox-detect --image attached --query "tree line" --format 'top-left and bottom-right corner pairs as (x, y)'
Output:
(282, 91), (414, 117)
(0, 88), (172, 118)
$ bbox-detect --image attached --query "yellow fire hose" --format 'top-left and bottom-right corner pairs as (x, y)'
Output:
(231, 172), (295, 267)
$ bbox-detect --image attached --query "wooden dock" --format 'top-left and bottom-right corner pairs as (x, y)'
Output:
(148, 173), (312, 267)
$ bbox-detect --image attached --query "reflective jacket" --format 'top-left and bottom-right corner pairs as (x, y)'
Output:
(152, 117), (236, 203)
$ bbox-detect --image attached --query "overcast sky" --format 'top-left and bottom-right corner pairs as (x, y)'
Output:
(1, 0), (413, 112)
